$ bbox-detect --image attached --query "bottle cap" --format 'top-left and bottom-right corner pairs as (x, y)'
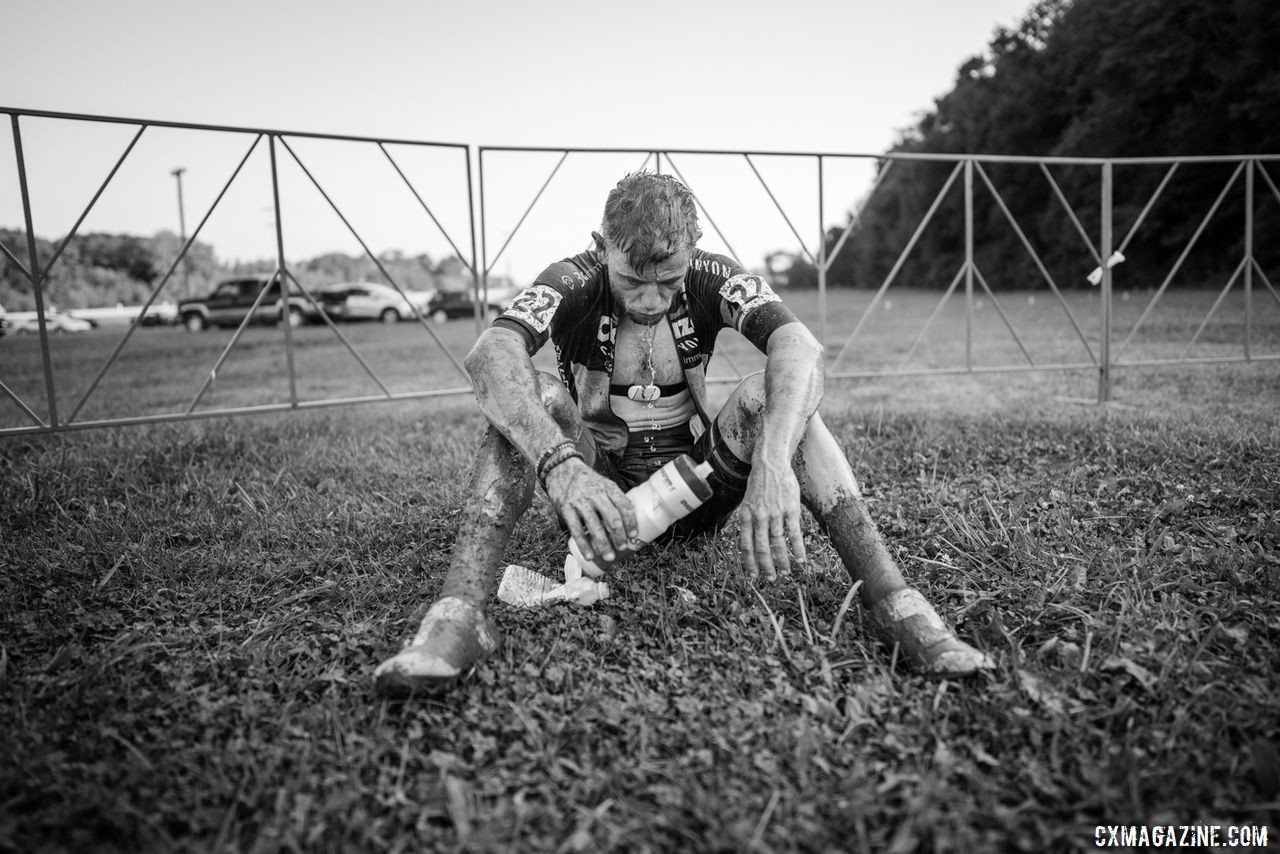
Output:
(671, 454), (714, 502)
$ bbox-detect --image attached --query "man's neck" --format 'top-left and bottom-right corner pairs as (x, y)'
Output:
(612, 315), (682, 387)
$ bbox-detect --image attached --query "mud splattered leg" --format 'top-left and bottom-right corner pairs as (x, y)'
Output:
(375, 374), (587, 697)
(794, 416), (993, 677)
(711, 374), (909, 604)
(712, 374), (990, 676)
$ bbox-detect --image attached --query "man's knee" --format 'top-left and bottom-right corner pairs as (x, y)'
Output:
(726, 371), (767, 422)
(708, 372), (767, 463)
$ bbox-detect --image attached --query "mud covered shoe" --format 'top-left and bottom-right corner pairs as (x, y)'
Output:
(868, 587), (994, 677)
(374, 597), (499, 697)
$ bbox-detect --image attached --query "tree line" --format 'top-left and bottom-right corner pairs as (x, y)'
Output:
(787, 0), (1280, 291)
(0, 229), (484, 312)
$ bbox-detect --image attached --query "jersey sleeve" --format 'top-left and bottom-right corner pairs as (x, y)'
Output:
(718, 271), (798, 351)
(491, 262), (576, 354)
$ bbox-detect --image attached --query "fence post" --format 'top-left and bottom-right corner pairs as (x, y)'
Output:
(466, 143), (482, 343)
(817, 154), (827, 351)
(477, 148), (488, 340)
(268, 134), (299, 407)
(11, 114), (59, 428)
(1098, 160), (1113, 403)
(1244, 158), (1254, 361)
(964, 158), (974, 371)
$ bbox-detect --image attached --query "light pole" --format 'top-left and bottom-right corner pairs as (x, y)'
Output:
(171, 167), (189, 298)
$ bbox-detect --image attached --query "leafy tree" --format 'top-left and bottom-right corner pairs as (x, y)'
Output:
(825, 0), (1280, 290)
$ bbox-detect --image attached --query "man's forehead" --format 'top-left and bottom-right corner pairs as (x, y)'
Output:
(607, 244), (691, 279)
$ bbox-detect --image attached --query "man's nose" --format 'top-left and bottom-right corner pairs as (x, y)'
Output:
(636, 285), (665, 312)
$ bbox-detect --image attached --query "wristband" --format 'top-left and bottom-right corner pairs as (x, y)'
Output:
(536, 440), (582, 488)
(538, 447), (583, 489)
(535, 439), (575, 478)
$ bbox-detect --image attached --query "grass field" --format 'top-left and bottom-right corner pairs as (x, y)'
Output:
(3, 285), (1279, 430)
(1, 289), (1279, 852)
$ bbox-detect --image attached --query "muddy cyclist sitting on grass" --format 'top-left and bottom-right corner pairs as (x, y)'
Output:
(374, 171), (992, 695)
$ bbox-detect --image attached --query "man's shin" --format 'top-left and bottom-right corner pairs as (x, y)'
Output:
(437, 425), (535, 606)
(804, 487), (906, 607)
(795, 424), (992, 676)
(794, 422), (906, 606)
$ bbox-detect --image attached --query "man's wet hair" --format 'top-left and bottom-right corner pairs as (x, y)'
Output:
(600, 171), (701, 272)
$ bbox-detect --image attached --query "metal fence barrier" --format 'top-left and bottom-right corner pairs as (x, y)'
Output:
(2, 107), (1277, 436)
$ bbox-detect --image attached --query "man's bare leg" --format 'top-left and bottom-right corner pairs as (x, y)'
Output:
(713, 375), (993, 676)
(374, 375), (588, 696)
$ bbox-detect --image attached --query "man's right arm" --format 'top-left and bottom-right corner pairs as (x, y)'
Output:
(464, 327), (636, 565)
(464, 325), (572, 468)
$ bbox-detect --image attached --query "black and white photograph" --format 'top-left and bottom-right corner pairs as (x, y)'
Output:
(1, 0), (1277, 850)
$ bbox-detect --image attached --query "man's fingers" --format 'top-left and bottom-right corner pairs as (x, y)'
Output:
(769, 517), (791, 576)
(564, 513), (592, 562)
(786, 513), (807, 564)
(744, 509), (803, 582)
(575, 505), (616, 563)
(738, 516), (759, 582)
(610, 489), (639, 541)
(753, 512), (777, 581)
(603, 494), (636, 551)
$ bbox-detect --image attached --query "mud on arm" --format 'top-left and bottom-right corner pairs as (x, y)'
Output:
(463, 326), (637, 563)
(464, 326), (572, 465)
(739, 320), (825, 579)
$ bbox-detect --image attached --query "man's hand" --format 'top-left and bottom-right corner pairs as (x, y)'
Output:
(738, 455), (807, 582)
(543, 458), (638, 566)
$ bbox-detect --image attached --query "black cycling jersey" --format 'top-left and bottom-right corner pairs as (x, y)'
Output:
(492, 245), (798, 452)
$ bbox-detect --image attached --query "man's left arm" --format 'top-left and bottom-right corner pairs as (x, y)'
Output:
(739, 320), (824, 580)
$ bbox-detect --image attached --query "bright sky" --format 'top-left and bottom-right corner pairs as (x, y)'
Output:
(1, 0), (1034, 285)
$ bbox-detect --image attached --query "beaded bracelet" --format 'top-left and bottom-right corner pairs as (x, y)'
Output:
(535, 439), (575, 478)
(539, 447), (583, 489)
(536, 440), (583, 489)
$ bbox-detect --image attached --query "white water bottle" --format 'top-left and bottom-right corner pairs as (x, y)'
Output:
(569, 454), (715, 578)
(497, 557), (610, 608)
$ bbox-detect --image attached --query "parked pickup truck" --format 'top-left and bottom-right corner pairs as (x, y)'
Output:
(178, 275), (319, 332)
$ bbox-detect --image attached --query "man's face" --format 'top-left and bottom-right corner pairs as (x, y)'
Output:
(603, 242), (691, 325)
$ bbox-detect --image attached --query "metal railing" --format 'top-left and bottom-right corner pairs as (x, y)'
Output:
(1, 108), (480, 435)
(2, 107), (1277, 436)
(476, 146), (1278, 405)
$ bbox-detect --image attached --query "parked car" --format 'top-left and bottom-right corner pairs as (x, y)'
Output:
(6, 307), (94, 334)
(426, 284), (521, 323)
(316, 282), (435, 324)
(137, 301), (179, 326)
(178, 275), (319, 332)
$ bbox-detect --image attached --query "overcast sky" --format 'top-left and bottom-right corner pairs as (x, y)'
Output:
(1, 0), (1035, 283)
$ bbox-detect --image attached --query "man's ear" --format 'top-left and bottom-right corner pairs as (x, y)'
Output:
(591, 229), (611, 256)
